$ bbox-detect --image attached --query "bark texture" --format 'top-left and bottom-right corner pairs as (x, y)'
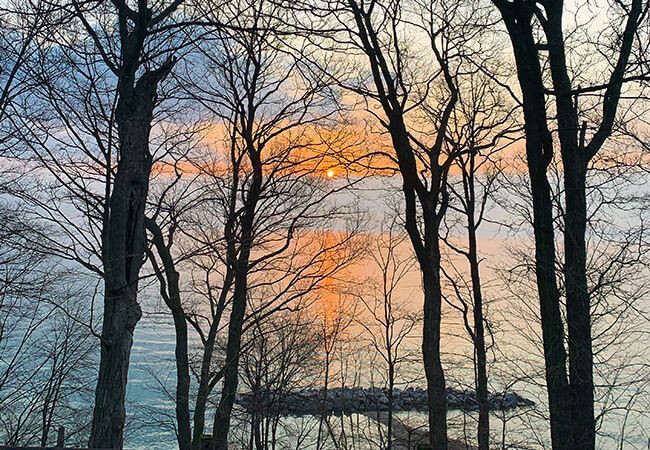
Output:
(88, 25), (175, 447)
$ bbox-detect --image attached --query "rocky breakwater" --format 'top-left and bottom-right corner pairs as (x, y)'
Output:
(237, 386), (535, 416)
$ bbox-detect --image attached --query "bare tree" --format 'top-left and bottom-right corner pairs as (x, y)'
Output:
(495, 143), (650, 448)
(490, 0), (649, 448)
(139, 1), (365, 446)
(1, 0), (647, 448)
(441, 70), (518, 450)
(78, 2), (180, 444)
(356, 212), (420, 450)
(0, 204), (95, 447)
(315, 292), (357, 450)
(187, 2), (365, 446)
(303, 0), (498, 446)
(3, 0), (192, 445)
(239, 309), (322, 450)
(0, 0), (57, 127)
(145, 159), (362, 450)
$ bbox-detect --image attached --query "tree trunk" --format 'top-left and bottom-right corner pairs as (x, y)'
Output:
(390, 116), (448, 449)
(387, 360), (394, 450)
(211, 268), (251, 450)
(495, 0), (641, 447)
(491, 5), (574, 449)
(467, 219), (489, 450)
(192, 271), (233, 450)
(146, 218), (192, 450)
(171, 306), (192, 450)
(563, 160), (595, 450)
(253, 410), (263, 450)
(192, 326), (220, 449)
(544, 9), (595, 448)
(211, 156), (261, 450)
(524, 93), (575, 450)
(420, 235), (447, 450)
(343, 3), (454, 441)
(89, 65), (170, 448)
(89, 290), (142, 449)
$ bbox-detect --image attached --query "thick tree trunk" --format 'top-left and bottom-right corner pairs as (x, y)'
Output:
(544, 9), (596, 448)
(558, 147), (596, 444)
(89, 290), (142, 449)
(394, 124), (448, 449)
(505, 0), (640, 445)
(527, 142), (575, 450)
(90, 147), (150, 448)
(89, 62), (171, 447)
(420, 236), (447, 450)
(492, 5), (575, 449)
(563, 161), (595, 450)
(383, 112), (450, 449)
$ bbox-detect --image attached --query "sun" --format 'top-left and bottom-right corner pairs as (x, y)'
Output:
(326, 169), (335, 178)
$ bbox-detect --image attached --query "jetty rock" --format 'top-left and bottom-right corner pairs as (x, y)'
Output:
(236, 386), (535, 415)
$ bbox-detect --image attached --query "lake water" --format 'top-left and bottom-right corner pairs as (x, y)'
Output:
(125, 282), (650, 450)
